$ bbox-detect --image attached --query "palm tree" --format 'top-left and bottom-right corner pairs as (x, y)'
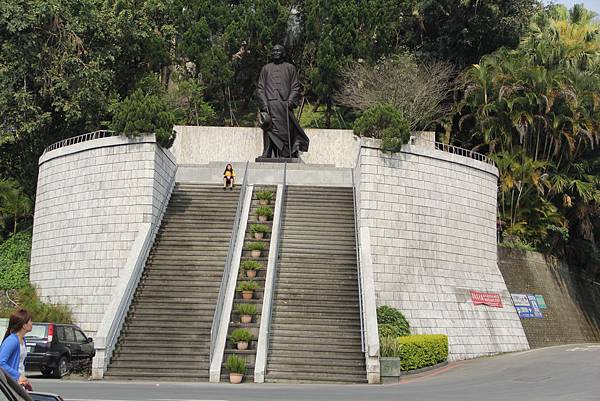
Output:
(0, 180), (32, 235)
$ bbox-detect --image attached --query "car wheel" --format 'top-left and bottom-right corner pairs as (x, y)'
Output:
(52, 356), (70, 378)
(40, 367), (53, 377)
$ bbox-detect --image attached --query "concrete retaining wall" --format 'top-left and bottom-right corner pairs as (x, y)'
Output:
(30, 135), (176, 334)
(498, 247), (600, 347)
(357, 138), (529, 361)
(172, 126), (360, 168)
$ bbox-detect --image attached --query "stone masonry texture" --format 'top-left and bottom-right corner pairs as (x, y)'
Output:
(358, 141), (529, 361)
(498, 247), (600, 347)
(30, 135), (176, 335)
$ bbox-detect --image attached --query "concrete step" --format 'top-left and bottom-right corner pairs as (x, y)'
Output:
(266, 371), (366, 383)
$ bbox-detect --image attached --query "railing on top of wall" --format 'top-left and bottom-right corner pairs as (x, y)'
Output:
(408, 136), (496, 167)
(101, 160), (178, 372)
(43, 130), (119, 154)
(209, 161), (250, 363)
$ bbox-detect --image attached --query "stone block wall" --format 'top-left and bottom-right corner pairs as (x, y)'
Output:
(498, 247), (600, 347)
(358, 139), (529, 360)
(30, 135), (176, 334)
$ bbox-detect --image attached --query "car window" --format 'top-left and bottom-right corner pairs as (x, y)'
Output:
(57, 326), (67, 342)
(25, 324), (47, 339)
(64, 327), (76, 343)
(74, 329), (86, 343)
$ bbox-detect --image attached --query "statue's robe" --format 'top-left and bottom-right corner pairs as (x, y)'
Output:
(256, 61), (309, 157)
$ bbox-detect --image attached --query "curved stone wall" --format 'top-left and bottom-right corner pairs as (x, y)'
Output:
(357, 138), (529, 360)
(30, 135), (176, 334)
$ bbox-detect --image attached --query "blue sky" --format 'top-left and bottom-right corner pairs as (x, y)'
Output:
(541, 0), (600, 15)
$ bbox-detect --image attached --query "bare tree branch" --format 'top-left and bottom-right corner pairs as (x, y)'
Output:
(335, 54), (458, 130)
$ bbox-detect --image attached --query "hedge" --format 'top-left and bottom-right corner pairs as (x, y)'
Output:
(0, 231), (31, 290)
(398, 334), (448, 371)
(377, 305), (410, 337)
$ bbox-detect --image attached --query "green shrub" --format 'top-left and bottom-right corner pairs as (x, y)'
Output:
(111, 75), (177, 148)
(229, 328), (254, 343)
(380, 336), (402, 358)
(255, 191), (274, 201)
(398, 334), (448, 371)
(246, 242), (265, 252)
(241, 260), (262, 271)
(377, 305), (410, 337)
(256, 206), (273, 218)
(225, 355), (246, 374)
(235, 303), (257, 316)
(0, 284), (73, 323)
(353, 103), (410, 153)
(250, 224), (269, 234)
(0, 231), (31, 290)
(237, 280), (259, 292)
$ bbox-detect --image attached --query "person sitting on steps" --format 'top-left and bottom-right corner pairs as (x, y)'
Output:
(223, 163), (235, 190)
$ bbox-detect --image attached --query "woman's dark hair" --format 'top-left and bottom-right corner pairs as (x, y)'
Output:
(3, 309), (32, 341)
(223, 164), (233, 174)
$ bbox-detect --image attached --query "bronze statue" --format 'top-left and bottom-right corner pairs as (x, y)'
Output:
(256, 44), (309, 158)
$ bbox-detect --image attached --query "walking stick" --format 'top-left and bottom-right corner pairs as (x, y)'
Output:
(286, 100), (292, 158)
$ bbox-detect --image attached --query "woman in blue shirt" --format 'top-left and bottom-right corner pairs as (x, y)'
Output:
(0, 309), (32, 390)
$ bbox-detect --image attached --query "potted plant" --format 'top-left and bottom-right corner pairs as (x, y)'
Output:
(241, 260), (262, 279)
(379, 335), (402, 383)
(247, 242), (265, 258)
(256, 190), (274, 206)
(235, 303), (257, 324)
(250, 224), (269, 240)
(237, 280), (259, 300)
(225, 355), (246, 384)
(229, 328), (255, 350)
(256, 206), (273, 222)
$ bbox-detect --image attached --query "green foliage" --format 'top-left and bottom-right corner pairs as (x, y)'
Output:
(250, 224), (269, 234)
(240, 260), (262, 271)
(398, 334), (448, 371)
(255, 191), (274, 201)
(225, 355), (246, 374)
(235, 303), (257, 316)
(111, 75), (177, 148)
(229, 328), (254, 343)
(354, 104), (410, 153)
(455, 5), (600, 260)
(377, 305), (411, 337)
(246, 242), (265, 252)
(256, 206), (273, 218)
(0, 231), (31, 290)
(236, 280), (259, 292)
(0, 180), (32, 236)
(379, 336), (402, 358)
(0, 284), (73, 323)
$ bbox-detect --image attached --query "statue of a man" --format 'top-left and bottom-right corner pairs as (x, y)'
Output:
(256, 44), (309, 158)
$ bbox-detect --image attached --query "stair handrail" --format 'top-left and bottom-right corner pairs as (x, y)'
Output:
(265, 163), (287, 362)
(351, 153), (366, 353)
(210, 160), (250, 363)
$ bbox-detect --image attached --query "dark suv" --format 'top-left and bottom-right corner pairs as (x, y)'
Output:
(24, 323), (95, 378)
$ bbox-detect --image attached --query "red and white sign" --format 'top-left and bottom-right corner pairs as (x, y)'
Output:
(470, 290), (503, 308)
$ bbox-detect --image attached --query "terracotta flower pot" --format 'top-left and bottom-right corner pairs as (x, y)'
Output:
(254, 232), (264, 240)
(229, 373), (243, 384)
(242, 291), (253, 300)
(240, 315), (252, 324)
(237, 341), (249, 350)
(259, 199), (269, 206)
(258, 215), (268, 222)
(251, 250), (261, 258)
(246, 270), (257, 279)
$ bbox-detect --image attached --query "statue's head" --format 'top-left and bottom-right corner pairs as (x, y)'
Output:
(271, 44), (286, 63)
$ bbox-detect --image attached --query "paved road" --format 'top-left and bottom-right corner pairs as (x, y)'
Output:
(29, 344), (600, 401)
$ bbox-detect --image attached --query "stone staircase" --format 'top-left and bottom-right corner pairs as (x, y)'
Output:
(265, 186), (366, 383)
(105, 183), (239, 381)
